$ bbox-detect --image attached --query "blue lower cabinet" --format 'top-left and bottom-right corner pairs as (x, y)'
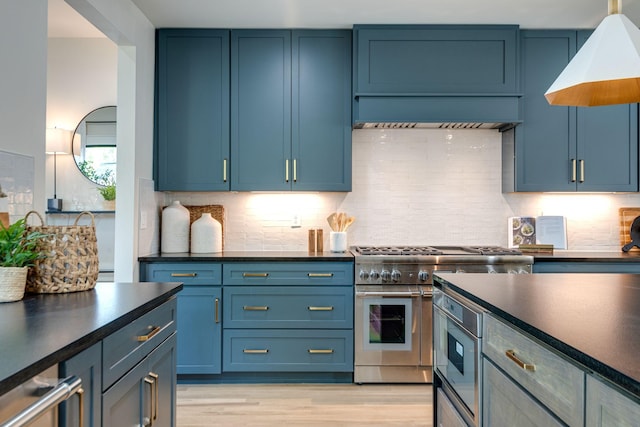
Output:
(223, 329), (353, 372)
(59, 342), (102, 427)
(177, 286), (222, 374)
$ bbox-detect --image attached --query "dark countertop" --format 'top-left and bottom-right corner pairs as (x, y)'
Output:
(139, 250), (354, 262)
(434, 273), (640, 398)
(533, 250), (640, 262)
(0, 282), (182, 396)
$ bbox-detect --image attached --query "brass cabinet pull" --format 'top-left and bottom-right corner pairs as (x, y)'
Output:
(308, 349), (334, 354)
(243, 305), (269, 311)
(223, 158), (227, 182)
(293, 158), (297, 182)
(136, 325), (161, 342)
(505, 349), (536, 371)
(308, 306), (334, 311)
(215, 298), (220, 323)
(285, 159), (289, 182)
(243, 349), (269, 354)
(571, 159), (577, 182)
(171, 272), (197, 277)
(148, 372), (159, 422)
(579, 159), (585, 183)
(76, 387), (85, 427)
(242, 272), (269, 278)
(308, 273), (334, 278)
(144, 376), (155, 426)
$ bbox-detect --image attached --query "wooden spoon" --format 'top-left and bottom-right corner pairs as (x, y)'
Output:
(326, 213), (337, 231)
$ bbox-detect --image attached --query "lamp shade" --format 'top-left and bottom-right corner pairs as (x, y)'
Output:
(545, 12), (640, 107)
(46, 128), (71, 154)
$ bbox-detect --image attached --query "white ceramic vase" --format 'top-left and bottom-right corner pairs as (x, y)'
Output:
(191, 213), (222, 253)
(161, 201), (190, 253)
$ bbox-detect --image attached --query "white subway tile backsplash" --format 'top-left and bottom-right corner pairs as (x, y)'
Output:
(162, 129), (640, 253)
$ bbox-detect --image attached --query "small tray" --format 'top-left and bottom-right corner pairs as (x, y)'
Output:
(618, 207), (640, 250)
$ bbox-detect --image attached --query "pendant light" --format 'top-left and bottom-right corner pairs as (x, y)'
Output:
(545, 0), (640, 107)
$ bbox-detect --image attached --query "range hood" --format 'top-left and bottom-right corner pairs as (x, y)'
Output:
(352, 95), (522, 132)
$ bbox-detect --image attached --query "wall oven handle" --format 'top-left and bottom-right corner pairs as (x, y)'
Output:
(356, 291), (421, 297)
(0, 376), (82, 427)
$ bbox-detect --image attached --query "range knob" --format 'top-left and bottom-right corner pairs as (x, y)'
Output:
(418, 270), (430, 282)
(369, 270), (380, 281)
(359, 269), (369, 281)
(380, 269), (391, 281)
(391, 269), (402, 282)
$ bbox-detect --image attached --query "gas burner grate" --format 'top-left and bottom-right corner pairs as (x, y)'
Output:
(468, 246), (523, 256)
(353, 246), (444, 256)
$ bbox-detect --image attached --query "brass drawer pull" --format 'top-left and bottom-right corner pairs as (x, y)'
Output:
(215, 298), (220, 323)
(149, 372), (159, 422)
(243, 349), (269, 354)
(293, 158), (297, 182)
(242, 272), (269, 278)
(579, 159), (585, 183)
(144, 376), (155, 426)
(223, 158), (227, 182)
(571, 158), (577, 182)
(308, 349), (334, 354)
(76, 387), (85, 427)
(308, 273), (334, 278)
(136, 325), (162, 342)
(285, 159), (289, 182)
(308, 306), (334, 311)
(506, 349), (536, 371)
(243, 306), (269, 311)
(171, 272), (197, 277)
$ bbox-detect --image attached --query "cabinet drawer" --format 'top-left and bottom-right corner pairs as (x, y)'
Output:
(223, 262), (353, 286)
(224, 286), (353, 329)
(483, 314), (584, 427)
(103, 298), (177, 390)
(143, 262), (222, 285)
(223, 329), (353, 372)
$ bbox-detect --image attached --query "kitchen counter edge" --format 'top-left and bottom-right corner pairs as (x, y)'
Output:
(139, 250), (354, 262)
(532, 250), (640, 262)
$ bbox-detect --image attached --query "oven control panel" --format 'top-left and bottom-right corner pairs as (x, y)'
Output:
(355, 263), (532, 285)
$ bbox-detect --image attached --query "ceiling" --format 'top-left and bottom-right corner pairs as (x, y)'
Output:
(49, 0), (640, 38)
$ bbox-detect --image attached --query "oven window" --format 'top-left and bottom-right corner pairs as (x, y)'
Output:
(363, 298), (412, 351)
(447, 332), (464, 375)
(369, 304), (405, 344)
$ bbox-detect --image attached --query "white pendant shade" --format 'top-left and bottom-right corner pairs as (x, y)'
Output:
(545, 13), (640, 107)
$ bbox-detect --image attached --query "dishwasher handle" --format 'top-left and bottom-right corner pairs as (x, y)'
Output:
(356, 291), (422, 298)
(0, 376), (83, 427)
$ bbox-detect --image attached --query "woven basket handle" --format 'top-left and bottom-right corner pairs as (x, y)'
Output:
(74, 211), (96, 227)
(24, 210), (45, 225)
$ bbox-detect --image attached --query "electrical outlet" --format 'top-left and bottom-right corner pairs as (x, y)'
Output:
(291, 214), (301, 228)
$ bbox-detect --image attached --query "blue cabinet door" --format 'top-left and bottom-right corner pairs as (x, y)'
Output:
(231, 30), (291, 191)
(177, 286), (222, 374)
(59, 342), (101, 427)
(155, 29), (230, 191)
(514, 30), (638, 192)
(354, 25), (519, 95)
(292, 30), (352, 191)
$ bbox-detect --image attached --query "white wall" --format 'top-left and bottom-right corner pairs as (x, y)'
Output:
(164, 128), (640, 252)
(0, 1), (48, 214)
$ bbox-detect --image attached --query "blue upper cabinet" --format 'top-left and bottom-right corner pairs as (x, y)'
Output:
(352, 25), (521, 126)
(507, 30), (638, 192)
(354, 25), (519, 94)
(231, 30), (292, 191)
(155, 29), (230, 191)
(231, 30), (352, 191)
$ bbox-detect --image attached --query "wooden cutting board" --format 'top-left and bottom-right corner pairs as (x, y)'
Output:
(619, 207), (640, 249)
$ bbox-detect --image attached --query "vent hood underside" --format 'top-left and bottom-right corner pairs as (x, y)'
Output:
(353, 122), (508, 130)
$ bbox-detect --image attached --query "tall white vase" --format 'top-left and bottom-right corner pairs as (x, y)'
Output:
(161, 201), (190, 253)
(191, 213), (223, 253)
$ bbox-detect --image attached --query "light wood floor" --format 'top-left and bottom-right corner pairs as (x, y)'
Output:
(177, 383), (433, 426)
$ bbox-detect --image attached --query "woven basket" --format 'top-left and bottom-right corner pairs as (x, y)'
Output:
(0, 266), (27, 302)
(25, 211), (99, 294)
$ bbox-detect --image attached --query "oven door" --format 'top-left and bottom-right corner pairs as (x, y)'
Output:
(433, 303), (480, 425)
(354, 285), (421, 366)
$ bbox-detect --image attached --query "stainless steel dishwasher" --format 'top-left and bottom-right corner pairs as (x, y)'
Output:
(0, 364), (83, 427)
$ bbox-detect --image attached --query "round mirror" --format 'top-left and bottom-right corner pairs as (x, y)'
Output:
(72, 106), (117, 186)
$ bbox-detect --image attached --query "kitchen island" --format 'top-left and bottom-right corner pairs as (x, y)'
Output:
(0, 282), (182, 426)
(434, 272), (640, 426)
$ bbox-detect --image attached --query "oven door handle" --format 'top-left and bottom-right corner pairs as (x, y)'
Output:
(356, 291), (422, 298)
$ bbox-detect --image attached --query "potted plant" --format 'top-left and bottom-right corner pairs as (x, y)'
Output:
(98, 183), (116, 210)
(0, 219), (47, 302)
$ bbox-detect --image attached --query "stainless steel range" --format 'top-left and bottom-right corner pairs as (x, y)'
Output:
(352, 245), (533, 384)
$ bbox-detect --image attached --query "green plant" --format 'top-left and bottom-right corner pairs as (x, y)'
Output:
(98, 184), (116, 201)
(0, 219), (48, 268)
